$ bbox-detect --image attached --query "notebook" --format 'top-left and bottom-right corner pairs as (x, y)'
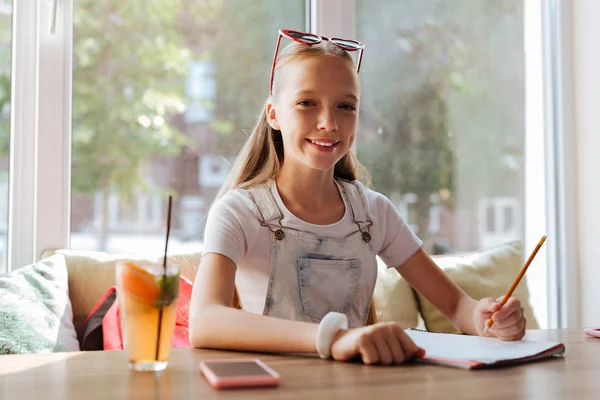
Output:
(405, 329), (566, 369)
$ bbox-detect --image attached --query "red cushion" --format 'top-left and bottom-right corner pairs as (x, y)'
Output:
(80, 286), (117, 351)
(102, 276), (193, 351)
(102, 299), (123, 350)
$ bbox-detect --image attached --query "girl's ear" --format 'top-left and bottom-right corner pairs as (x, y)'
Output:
(266, 102), (281, 131)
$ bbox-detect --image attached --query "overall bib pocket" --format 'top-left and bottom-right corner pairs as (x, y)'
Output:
(297, 257), (360, 321)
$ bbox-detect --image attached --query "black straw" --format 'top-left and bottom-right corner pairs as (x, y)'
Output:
(155, 195), (172, 362)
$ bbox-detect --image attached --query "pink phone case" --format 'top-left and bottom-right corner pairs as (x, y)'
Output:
(584, 328), (600, 338)
(199, 358), (281, 389)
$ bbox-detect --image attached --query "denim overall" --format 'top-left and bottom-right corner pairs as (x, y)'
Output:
(247, 180), (377, 328)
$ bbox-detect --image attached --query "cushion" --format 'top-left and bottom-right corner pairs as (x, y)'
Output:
(417, 241), (540, 333)
(0, 255), (80, 354)
(80, 286), (117, 351)
(372, 256), (419, 329)
(41, 249), (202, 338)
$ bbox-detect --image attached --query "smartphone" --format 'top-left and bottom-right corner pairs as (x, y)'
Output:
(584, 328), (600, 338)
(199, 359), (281, 389)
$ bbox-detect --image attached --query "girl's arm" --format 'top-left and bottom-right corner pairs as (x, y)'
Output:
(190, 252), (424, 363)
(397, 248), (526, 340)
(395, 248), (479, 335)
(189, 253), (320, 353)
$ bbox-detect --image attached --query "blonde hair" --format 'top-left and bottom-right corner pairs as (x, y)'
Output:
(221, 40), (377, 325)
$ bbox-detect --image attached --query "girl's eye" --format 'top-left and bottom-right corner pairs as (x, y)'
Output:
(340, 103), (357, 111)
(297, 100), (314, 107)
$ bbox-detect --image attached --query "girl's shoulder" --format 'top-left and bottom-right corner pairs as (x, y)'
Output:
(209, 187), (260, 219)
(335, 179), (394, 214)
(210, 181), (278, 220)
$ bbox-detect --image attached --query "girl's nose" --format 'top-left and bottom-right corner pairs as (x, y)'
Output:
(317, 109), (338, 132)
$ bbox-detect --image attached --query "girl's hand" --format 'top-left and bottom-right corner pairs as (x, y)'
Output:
(329, 322), (426, 365)
(474, 297), (527, 341)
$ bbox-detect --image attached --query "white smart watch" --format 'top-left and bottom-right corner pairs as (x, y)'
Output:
(316, 312), (349, 359)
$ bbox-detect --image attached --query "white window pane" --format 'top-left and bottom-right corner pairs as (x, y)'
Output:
(71, 0), (305, 254)
(356, 0), (525, 255)
(0, 1), (11, 271)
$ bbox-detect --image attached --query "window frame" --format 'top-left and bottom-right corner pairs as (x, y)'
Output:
(8, 0), (39, 270)
(541, 0), (579, 329)
(7, 0), (71, 271)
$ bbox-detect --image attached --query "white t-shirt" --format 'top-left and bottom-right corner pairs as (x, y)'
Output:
(202, 180), (423, 314)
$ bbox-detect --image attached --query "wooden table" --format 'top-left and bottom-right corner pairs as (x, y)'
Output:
(0, 329), (598, 399)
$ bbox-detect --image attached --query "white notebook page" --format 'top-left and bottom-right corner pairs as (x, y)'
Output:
(405, 330), (563, 364)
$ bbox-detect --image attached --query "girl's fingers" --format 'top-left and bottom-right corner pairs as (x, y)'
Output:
(385, 325), (407, 364)
(483, 297), (502, 313)
(357, 323), (421, 365)
(386, 337), (406, 364)
(370, 329), (394, 365)
(356, 332), (380, 365)
(491, 298), (521, 324)
(492, 307), (522, 329)
(495, 317), (527, 341)
(396, 327), (423, 358)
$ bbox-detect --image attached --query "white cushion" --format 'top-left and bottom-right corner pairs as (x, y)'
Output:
(373, 256), (420, 329)
(0, 255), (80, 353)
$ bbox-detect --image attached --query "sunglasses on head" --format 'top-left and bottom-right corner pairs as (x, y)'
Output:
(269, 29), (365, 95)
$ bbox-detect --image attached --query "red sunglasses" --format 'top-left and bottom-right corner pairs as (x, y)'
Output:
(269, 29), (365, 95)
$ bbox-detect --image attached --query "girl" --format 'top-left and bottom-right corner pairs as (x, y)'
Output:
(189, 29), (527, 365)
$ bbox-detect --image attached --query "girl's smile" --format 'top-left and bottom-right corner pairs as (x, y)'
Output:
(306, 138), (341, 152)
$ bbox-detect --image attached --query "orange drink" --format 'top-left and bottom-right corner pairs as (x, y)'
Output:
(115, 261), (180, 371)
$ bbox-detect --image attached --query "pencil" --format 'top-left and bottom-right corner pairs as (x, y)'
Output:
(484, 235), (547, 334)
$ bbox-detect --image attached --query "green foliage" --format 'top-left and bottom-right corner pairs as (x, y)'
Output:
(72, 0), (191, 196)
(0, 73), (9, 156)
(0, 12), (11, 157)
(208, 0), (306, 156)
(71, 0), (304, 197)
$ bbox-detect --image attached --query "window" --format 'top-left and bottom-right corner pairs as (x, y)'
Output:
(479, 197), (519, 248)
(70, 0), (306, 255)
(355, 0), (525, 255)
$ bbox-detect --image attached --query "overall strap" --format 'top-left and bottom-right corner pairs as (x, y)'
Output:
(338, 179), (373, 243)
(337, 180), (369, 224)
(247, 181), (283, 225)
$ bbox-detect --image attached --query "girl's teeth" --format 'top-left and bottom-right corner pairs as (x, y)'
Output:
(311, 140), (334, 147)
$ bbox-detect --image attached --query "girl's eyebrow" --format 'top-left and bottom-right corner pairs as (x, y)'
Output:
(344, 94), (359, 103)
(293, 90), (359, 103)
